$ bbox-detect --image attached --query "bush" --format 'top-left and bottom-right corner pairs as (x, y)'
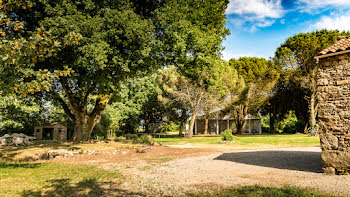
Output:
(221, 129), (234, 141)
(156, 121), (179, 133)
(94, 135), (105, 141)
(139, 134), (153, 145)
(283, 120), (304, 134)
(124, 134), (139, 140)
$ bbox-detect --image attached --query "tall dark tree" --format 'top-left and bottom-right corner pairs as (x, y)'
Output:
(275, 30), (349, 130)
(0, 0), (229, 141)
(228, 57), (280, 133)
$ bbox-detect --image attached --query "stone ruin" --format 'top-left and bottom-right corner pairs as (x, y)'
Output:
(0, 133), (36, 146)
(316, 37), (350, 175)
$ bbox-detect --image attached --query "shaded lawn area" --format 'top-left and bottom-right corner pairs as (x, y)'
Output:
(188, 185), (338, 197)
(0, 162), (132, 197)
(153, 133), (320, 147)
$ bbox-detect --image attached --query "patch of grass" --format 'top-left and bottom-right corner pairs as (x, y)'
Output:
(138, 166), (152, 171)
(154, 134), (320, 147)
(143, 157), (173, 163)
(188, 185), (337, 197)
(0, 161), (123, 197)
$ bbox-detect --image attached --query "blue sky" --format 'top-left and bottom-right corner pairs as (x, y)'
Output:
(223, 0), (350, 60)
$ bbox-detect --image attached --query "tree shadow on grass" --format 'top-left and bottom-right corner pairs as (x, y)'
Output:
(0, 161), (41, 169)
(21, 178), (147, 197)
(214, 150), (322, 173)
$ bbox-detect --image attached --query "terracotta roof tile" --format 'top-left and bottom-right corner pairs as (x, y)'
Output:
(317, 36), (350, 56)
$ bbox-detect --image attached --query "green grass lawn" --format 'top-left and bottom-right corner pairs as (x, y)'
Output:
(153, 133), (320, 147)
(188, 185), (338, 197)
(0, 162), (124, 197)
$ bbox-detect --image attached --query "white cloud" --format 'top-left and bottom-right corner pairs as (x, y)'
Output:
(226, 0), (283, 31)
(250, 19), (275, 32)
(222, 50), (263, 61)
(298, 0), (350, 12)
(226, 0), (283, 19)
(313, 12), (350, 31)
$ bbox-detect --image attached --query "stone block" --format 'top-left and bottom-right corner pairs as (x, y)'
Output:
(320, 133), (339, 150)
(336, 79), (350, 85)
(318, 78), (329, 86)
(321, 151), (350, 168)
(322, 167), (335, 175)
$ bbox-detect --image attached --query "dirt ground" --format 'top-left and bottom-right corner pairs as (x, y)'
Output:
(47, 144), (350, 196)
(2, 143), (349, 196)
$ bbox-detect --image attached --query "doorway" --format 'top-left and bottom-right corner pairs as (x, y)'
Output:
(43, 128), (54, 140)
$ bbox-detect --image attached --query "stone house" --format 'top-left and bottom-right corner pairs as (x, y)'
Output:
(34, 122), (67, 140)
(315, 36), (350, 175)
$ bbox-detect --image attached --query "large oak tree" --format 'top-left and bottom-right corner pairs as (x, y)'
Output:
(0, 0), (229, 141)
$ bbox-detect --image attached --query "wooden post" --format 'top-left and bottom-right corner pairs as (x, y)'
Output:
(248, 119), (251, 134)
(195, 119), (197, 135)
(227, 120), (229, 130)
(216, 119), (219, 134)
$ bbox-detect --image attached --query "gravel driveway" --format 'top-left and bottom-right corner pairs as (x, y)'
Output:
(124, 147), (350, 196)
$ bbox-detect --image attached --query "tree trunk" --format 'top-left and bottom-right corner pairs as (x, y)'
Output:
(269, 105), (275, 134)
(187, 112), (197, 139)
(72, 113), (101, 142)
(204, 118), (209, 135)
(235, 105), (246, 134)
(179, 109), (186, 136)
(58, 77), (111, 142)
(310, 92), (317, 127)
(87, 115), (102, 141)
(309, 71), (318, 129)
(304, 122), (308, 134)
(144, 112), (150, 134)
(72, 117), (84, 142)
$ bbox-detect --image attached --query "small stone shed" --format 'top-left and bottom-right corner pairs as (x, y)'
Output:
(194, 114), (234, 134)
(315, 36), (350, 175)
(34, 122), (67, 140)
(242, 114), (262, 134)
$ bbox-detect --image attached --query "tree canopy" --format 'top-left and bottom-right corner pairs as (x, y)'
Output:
(227, 57), (280, 133)
(0, 0), (230, 141)
(274, 30), (350, 129)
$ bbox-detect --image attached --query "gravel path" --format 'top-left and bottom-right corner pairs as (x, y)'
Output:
(123, 147), (350, 196)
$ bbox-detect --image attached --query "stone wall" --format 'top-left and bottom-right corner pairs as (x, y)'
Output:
(317, 53), (350, 175)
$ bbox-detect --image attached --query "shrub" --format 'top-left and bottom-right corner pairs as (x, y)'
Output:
(221, 129), (234, 141)
(283, 120), (304, 134)
(139, 134), (153, 145)
(124, 134), (139, 140)
(94, 135), (105, 141)
(156, 121), (179, 133)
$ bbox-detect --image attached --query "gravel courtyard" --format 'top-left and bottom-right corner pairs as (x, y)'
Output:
(122, 147), (350, 196)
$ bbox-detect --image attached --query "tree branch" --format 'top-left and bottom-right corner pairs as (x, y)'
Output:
(60, 77), (79, 113)
(83, 82), (97, 103)
(53, 92), (75, 120)
(89, 93), (113, 119)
